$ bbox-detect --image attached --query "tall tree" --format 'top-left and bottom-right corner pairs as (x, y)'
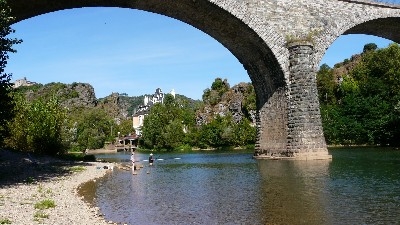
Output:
(0, 0), (22, 146)
(6, 95), (66, 155)
(317, 63), (338, 105)
(75, 108), (113, 150)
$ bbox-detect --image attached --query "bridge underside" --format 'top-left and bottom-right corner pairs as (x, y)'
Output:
(344, 17), (400, 43)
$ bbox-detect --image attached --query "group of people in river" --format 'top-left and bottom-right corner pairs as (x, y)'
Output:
(130, 151), (155, 175)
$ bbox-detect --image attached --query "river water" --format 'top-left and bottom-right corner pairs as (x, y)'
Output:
(80, 148), (400, 225)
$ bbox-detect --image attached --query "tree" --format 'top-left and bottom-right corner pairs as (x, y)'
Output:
(320, 43), (400, 146)
(202, 78), (230, 105)
(232, 118), (256, 146)
(242, 83), (256, 113)
(141, 104), (166, 149)
(117, 119), (135, 136)
(0, 74), (13, 146)
(363, 43), (377, 53)
(0, 0), (22, 146)
(316, 64), (338, 105)
(75, 108), (113, 150)
(5, 95), (66, 155)
(141, 96), (197, 150)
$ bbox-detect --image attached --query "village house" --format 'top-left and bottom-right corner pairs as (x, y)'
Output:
(132, 88), (175, 135)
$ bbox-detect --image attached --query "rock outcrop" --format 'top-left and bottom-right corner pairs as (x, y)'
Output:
(196, 82), (256, 126)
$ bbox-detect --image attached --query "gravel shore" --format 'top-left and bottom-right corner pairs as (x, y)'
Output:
(0, 149), (111, 224)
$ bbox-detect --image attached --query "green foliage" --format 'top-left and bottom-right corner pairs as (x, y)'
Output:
(141, 103), (179, 150)
(5, 95), (66, 155)
(363, 43), (378, 53)
(34, 211), (49, 220)
(242, 84), (256, 112)
(14, 83), (43, 93)
(73, 108), (112, 150)
(69, 165), (86, 172)
(198, 115), (256, 148)
(0, 0), (22, 147)
(141, 95), (197, 150)
(142, 78), (256, 150)
(116, 119), (135, 136)
(233, 118), (257, 146)
(199, 115), (227, 147)
(317, 64), (337, 104)
(202, 78), (230, 105)
(318, 43), (400, 146)
(0, 74), (14, 146)
(34, 199), (56, 210)
(0, 218), (11, 224)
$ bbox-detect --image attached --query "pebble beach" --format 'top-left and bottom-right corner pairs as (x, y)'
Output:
(0, 149), (111, 225)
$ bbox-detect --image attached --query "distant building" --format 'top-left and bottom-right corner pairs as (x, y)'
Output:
(13, 77), (37, 88)
(132, 88), (175, 135)
(144, 87), (164, 105)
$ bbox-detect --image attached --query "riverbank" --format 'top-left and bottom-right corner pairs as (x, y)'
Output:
(0, 149), (111, 224)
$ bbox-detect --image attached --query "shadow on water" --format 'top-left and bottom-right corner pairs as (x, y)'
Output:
(256, 159), (332, 225)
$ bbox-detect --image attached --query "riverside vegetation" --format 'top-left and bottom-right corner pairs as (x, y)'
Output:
(1, 0), (400, 157)
(1, 44), (400, 156)
(2, 78), (258, 154)
(317, 43), (400, 147)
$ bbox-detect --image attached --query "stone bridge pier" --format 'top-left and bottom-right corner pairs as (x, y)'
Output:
(254, 42), (330, 160)
(7, 0), (400, 160)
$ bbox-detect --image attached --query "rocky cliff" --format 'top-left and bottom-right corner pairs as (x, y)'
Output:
(196, 82), (257, 126)
(23, 82), (97, 108)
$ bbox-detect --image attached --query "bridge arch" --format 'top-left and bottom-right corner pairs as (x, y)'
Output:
(315, 15), (400, 65)
(10, 0), (349, 160)
(8, 0), (288, 110)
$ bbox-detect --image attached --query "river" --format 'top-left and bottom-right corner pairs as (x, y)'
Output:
(79, 148), (400, 225)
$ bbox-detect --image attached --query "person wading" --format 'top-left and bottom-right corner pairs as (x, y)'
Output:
(149, 153), (154, 166)
(130, 152), (136, 175)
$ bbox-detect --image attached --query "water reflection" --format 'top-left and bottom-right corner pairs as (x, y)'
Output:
(83, 149), (400, 225)
(257, 160), (331, 225)
(92, 152), (266, 224)
(326, 148), (400, 224)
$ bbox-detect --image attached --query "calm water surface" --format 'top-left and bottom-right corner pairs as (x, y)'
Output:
(80, 148), (400, 225)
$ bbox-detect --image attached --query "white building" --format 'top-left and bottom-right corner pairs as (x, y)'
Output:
(132, 88), (175, 135)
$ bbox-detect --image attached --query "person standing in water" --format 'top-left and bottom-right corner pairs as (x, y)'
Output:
(149, 153), (154, 166)
(130, 152), (136, 174)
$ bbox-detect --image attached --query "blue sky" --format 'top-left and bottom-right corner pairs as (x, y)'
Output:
(6, 7), (394, 100)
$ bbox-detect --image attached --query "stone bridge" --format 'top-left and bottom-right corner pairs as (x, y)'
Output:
(8, 0), (400, 160)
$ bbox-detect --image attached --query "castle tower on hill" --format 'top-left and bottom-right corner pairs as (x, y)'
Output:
(13, 77), (37, 88)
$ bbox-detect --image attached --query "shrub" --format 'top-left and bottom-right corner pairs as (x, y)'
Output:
(34, 199), (56, 210)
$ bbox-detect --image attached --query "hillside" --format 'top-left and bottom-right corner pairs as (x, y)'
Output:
(332, 54), (362, 81)
(16, 82), (97, 108)
(15, 82), (200, 120)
